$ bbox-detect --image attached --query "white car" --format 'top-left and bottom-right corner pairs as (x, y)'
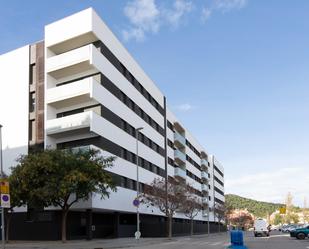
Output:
(254, 218), (270, 237)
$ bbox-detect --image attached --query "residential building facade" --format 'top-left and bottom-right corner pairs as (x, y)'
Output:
(0, 8), (224, 240)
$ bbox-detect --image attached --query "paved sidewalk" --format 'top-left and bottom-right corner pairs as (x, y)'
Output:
(4, 232), (229, 249)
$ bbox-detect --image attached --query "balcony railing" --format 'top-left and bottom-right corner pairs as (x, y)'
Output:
(46, 111), (92, 135)
(46, 44), (96, 79)
(174, 131), (186, 148)
(201, 184), (208, 192)
(174, 167), (186, 179)
(201, 171), (209, 179)
(174, 149), (186, 165)
(201, 158), (208, 166)
(202, 197), (209, 203)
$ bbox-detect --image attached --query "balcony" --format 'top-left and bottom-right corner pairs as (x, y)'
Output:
(174, 121), (185, 134)
(201, 171), (209, 179)
(174, 149), (186, 165)
(174, 131), (185, 149)
(46, 44), (98, 79)
(174, 167), (186, 179)
(201, 158), (208, 166)
(46, 76), (101, 109)
(201, 184), (208, 192)
(46, 111), (93, 136)
(202, 197), (209, 203)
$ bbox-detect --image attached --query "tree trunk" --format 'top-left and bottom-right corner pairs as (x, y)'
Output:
(61, 208), (69, 243)
(218, 220), (221, 233)
(190, 218), (194, 236)
(168, 215), (172, 239)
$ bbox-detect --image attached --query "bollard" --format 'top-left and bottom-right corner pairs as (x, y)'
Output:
(228, 230), (248, 249)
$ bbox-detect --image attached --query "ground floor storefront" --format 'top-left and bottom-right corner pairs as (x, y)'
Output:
(8, 210), (225, 240)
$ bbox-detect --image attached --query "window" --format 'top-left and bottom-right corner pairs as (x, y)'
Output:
(128, 99), (134, 110)
(30, 64), (36, 85)
(126, 179), (134, 189)
(29, 120), (35, 142)
(29, 92), (35, 112)
(128, 73), (134, 84)
(120, 92), (126, 103)
(121, 148), (127, 159)
(120, 63), (126, 75)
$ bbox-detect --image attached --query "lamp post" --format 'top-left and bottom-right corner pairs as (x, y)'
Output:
(207, 198), (210, 236)
(135, 127), (143, 240)
(0, 124), (4, 249)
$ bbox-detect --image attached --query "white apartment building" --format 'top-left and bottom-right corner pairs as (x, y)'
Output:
(0, 8), (224, 240)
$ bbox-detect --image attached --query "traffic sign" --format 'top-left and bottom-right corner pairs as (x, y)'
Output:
(0, 194), (10, 208)
(279, 207), (286, 214)
(133, 198), (140, 207)
(0, 180), (9, 194)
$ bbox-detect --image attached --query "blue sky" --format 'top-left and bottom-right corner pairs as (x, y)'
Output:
(1, 0), (309, 206)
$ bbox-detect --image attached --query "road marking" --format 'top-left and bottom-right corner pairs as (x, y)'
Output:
(270, 234), (289, 238)
(210, 242), (222, 246)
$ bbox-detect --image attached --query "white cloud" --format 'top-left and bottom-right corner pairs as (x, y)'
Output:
(201, 7), (212, 23)
(122, 0), (193, 42)
(226, 167), (309, 206)
(214, 0), (247, 12)
(164, 0), (193, 27)
(200, 0), (247, 23)
(123, 0), (160, 42)
(174, 103), (196, 112)
(122, 27), (145, 42)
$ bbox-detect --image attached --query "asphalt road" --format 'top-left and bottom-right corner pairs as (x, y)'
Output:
(5, 231), (309, 249)
(245, 231), (309, 249)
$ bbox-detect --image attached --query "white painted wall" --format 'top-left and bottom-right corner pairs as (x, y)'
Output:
(43, 8), (224, 223)
(0, 46), (29, 173)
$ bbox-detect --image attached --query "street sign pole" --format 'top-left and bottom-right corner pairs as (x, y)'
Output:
(135, 127), (143, 241)
(0, 125), (5, 249)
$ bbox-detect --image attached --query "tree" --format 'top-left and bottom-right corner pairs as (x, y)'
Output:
(289, 213), (299, 224)
(228, 209), (254, 229)
(224, 201), (234, 227)
(225, 194), (282, 218)
(10, 148), (116, 242)
(214, 203), (225, 232)
(181, 185), (203, 236)
(273, 213), (283, 225)
(303, 198), (309, 223)
(284, 192), (294, 224)
(142, 177), (186, 238)
(6, 171), (26, 242)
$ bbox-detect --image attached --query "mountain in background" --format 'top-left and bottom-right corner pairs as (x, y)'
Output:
(225, 194), (284, 218)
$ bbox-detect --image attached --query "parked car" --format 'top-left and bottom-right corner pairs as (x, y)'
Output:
(290, 225), (309, 239)
(282, 224), (297, 233)
(254, 218), (270, 237)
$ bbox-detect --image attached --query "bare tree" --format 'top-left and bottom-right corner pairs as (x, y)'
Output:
(142, 177), (186, 238)
(303, 197), (309, 223)
(284, 192), (294, 224)
(181, 185), (203, 236)
(214, 203), (225, 232)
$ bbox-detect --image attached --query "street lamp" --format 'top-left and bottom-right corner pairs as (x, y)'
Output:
(207, 199), (210, 236)
(135, 127), (143, 240)
(0, 124), (4, 248)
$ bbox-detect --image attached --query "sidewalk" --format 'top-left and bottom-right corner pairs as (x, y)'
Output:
(4, 232), (229, 249)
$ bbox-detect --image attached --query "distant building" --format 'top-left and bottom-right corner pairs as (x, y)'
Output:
(0, 8), (224, 239)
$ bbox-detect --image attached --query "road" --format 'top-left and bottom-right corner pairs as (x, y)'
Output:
(5, 231), (309, 249)
(245, 231), (309, 249)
